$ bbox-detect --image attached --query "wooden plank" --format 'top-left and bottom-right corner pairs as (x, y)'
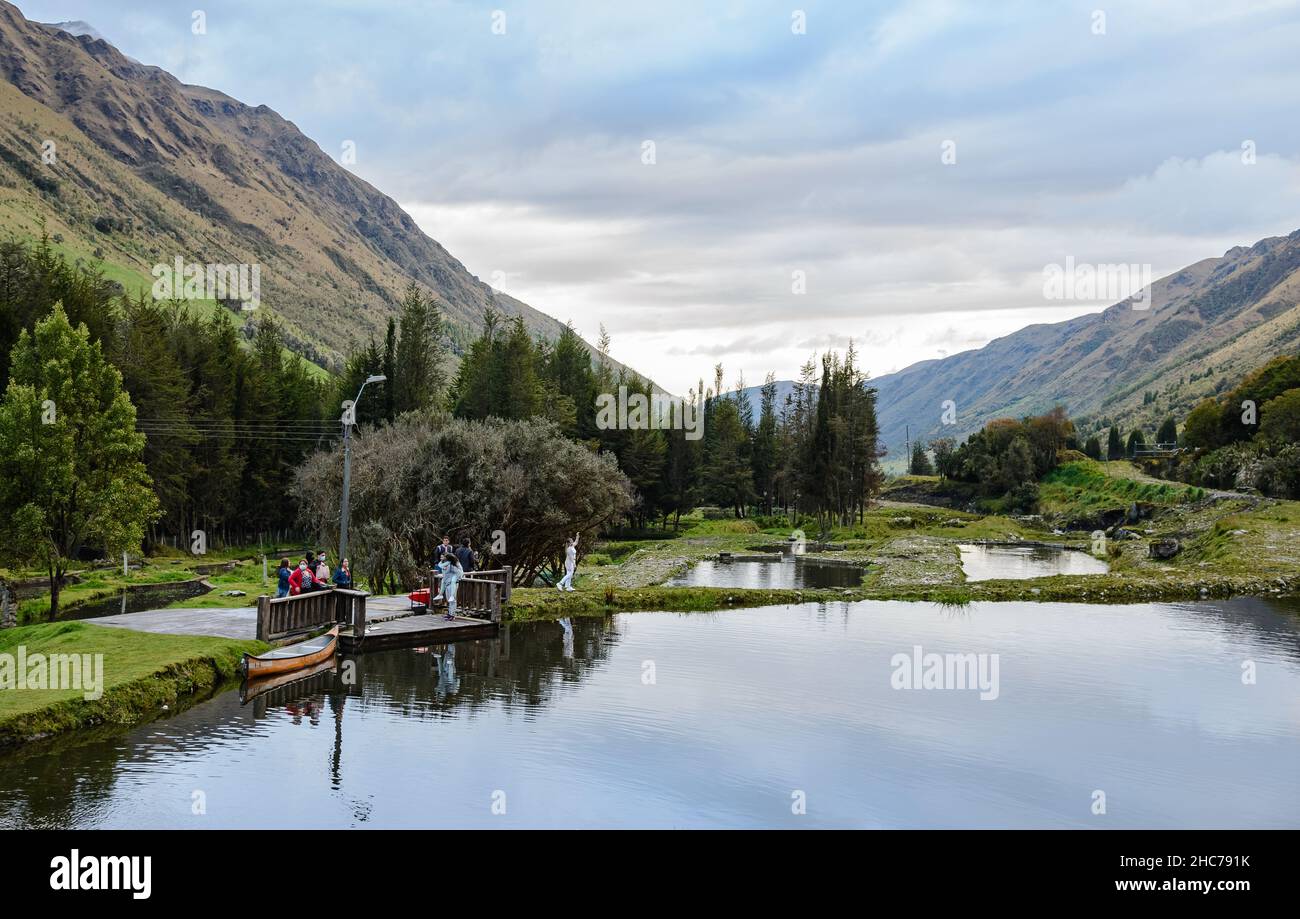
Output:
(339, 612), (497, 652)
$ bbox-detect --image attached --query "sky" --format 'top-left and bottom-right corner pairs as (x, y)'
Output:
(19, 0), (1300, 393)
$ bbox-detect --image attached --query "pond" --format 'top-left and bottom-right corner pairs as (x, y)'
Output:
(61, 580), (213, 620)
(959, 543), (1109, 581)
(664, 555), (865, 589)
(2, 596), (1297, 829)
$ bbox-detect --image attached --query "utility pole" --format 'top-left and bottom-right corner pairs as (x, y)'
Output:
(339, 374), (386, 564)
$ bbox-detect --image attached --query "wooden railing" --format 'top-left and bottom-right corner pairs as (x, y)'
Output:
(428, 566), (510, 622)
(256, 588), (369, 642)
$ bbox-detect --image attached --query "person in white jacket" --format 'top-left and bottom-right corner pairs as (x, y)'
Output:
(556, 533), (579, 591)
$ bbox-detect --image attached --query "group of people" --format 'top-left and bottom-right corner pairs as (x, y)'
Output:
(272, 532), (581, 612)
(276, 551), (352, 598)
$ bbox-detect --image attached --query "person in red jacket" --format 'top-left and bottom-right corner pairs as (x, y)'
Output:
(287, 559), (309, 595)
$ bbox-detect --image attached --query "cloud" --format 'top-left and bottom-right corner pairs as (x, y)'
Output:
(19, 0), (1300, 392)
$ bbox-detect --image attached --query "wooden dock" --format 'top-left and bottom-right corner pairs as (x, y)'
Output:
(338, 593), (496, 650)
(339, 612), (497, 651)
(249, 567), (513, 653)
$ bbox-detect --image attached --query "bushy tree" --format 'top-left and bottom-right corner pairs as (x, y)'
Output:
(930, 437), (957, 478)
(1259, 389), (1300, 444)
(296, 413), (634, 588)
(0, 306), (159, 615)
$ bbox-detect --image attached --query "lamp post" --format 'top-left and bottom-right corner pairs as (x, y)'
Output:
(339, 374), (386, 565)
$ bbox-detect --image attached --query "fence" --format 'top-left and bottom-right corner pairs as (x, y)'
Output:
(428, 566), (512, 622)
(256, 588), (369, 642)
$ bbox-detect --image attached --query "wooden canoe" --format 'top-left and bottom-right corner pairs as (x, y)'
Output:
(240, 656), (338, 705)
(241, 625), (339, 678)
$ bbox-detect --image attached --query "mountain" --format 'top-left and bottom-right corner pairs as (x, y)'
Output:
(746, 231), (1300, 466)
(732, 379), (807, 412)
(865, 230), (1300, 463)
(0, 1), (628, 377)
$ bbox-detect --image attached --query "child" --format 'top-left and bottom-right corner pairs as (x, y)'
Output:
(437, 551), (463, 621)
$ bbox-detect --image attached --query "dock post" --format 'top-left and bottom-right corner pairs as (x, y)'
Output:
(352, 593), (367, 642)
(256, 595), (270, 642)
(502, 565), (513, 602)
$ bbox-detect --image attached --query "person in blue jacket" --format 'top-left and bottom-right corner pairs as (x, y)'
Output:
(275, 558), (292, 598)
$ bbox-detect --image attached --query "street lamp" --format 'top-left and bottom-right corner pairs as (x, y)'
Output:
(339, 374), (385, 564)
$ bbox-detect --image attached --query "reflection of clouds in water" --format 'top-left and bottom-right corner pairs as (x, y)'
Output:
(4, 600), (1298, 828)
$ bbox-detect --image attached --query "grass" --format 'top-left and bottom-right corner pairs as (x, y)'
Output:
(0, 621), (264, 745)
(1039, 460), (1204, 515)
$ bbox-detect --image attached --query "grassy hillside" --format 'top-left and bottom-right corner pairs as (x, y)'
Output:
(0, 3), (641, 384)
(871, 232), (1300, 457)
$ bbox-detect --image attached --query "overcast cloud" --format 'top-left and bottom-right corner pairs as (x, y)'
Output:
(22, 0), (1300, 391)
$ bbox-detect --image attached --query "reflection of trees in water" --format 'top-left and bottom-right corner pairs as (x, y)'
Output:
(0, 615), (619, 827)
(0, 681), (241, 829)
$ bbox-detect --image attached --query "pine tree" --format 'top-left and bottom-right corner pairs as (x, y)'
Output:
(1107, 425), (1123, 461)
(750, 375), (779, 514)
(909, 440), (935, 475)
(393, 284), (445, 415)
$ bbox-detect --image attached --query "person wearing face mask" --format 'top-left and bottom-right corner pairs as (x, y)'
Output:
(314, 551), (331, 584)
(287, 558), (309, 596)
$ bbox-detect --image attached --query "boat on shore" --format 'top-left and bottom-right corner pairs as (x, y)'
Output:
(240, 626), (339, 678)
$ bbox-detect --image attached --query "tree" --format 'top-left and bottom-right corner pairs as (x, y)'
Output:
(703, 392), (754, 517)
(750, 375), (779, 513)
(1182, 398), (1223, 450)
(1126, 429), (1146, 457)
(295, 414), (634, 588)
(909, 440), (934, 475)
(930, 437), (957, 478)
(1084, 435), (1102, 460)
(998, 435), (1036, 493)
(1156, 415), (1178, 446)
(1106, 425), (1123, 461)
(1259, 388), (1300, 444)
(392, 283), (445, 414)
(0, 306), (159, 616)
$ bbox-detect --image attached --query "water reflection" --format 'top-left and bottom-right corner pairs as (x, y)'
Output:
(959, 543), (1109, 581)
(1, 598), (1297, 829)
(665, 555), (864, 589)
(61, 581), (213, 620)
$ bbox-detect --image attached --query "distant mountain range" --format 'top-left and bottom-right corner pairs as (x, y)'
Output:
(870, 231), (1300, 461)
(0, 2), (630, 377)
(748, 231), (1300, 465)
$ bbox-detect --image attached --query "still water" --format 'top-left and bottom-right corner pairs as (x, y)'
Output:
(62, 581), (213, 620)
(959, 543), (1109, 581)
(1, 597), (1297, 829)
(665, 556), (865, 589)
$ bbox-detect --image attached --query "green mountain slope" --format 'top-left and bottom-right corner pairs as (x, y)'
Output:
(870, 230), (1300, 458)
(0, 1), (626, 379)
